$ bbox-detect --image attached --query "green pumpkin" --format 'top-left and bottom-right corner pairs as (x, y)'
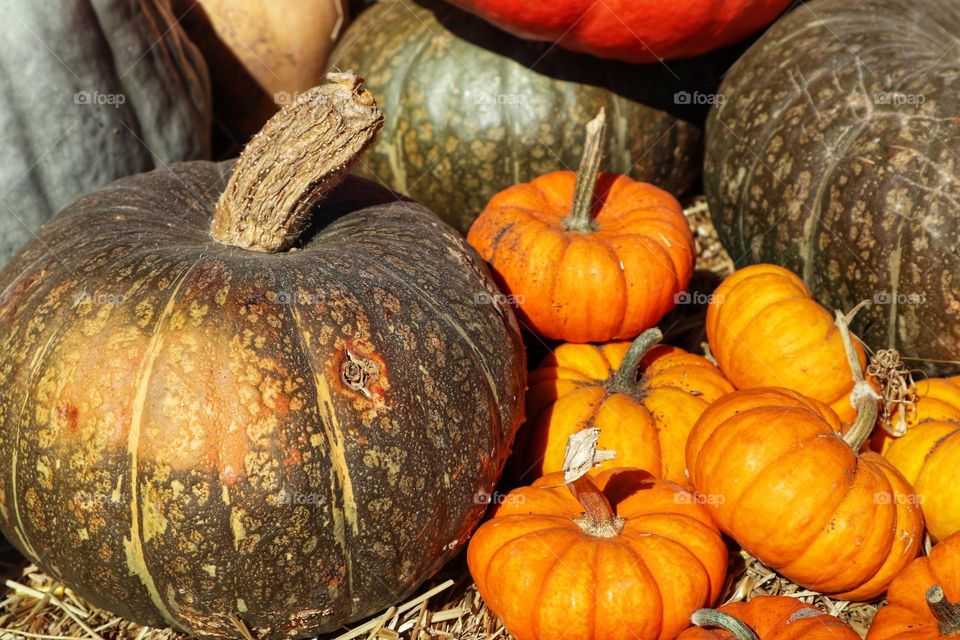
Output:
(0, 75), (525, 639)
(705, 0), (960, 374)
(331, 0), (705, 233)
(0, 0), (211, 267)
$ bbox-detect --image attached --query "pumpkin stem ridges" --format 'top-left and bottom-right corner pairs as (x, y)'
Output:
(563, 428), (623, 537)
(927, 585), (960, 636)
(610, 328), (663, 394)
(211, 72), (384, 252)
(562, 109), (606, 233)
(690, 609), (760, 640)
(834, 309), (879, 452)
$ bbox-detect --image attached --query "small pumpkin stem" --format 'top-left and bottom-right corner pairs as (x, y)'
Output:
(927, 585), (960, 636)
(211, 72), (384, 252)
(835, 307), (879, 452)
(609, 328), (663, 394)
(690, 609), (759, 640)
(562, 109), (606, 233)
(562, 428), (622, 537)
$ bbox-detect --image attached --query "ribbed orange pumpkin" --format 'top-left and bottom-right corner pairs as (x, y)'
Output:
(687, 381), (923, 600)
(706, 264), (867, 422)
(467, 110), (694, 343)
(468, 440), (727, 640)
(879, 377), (960, 542)
(689, 316), (923, 600)
(679, 596), (860, 639)
(867, 532), (960, 640)
(519, 327), (733, 485)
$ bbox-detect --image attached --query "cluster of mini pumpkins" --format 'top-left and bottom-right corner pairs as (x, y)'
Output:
(460, 114), (960, 640)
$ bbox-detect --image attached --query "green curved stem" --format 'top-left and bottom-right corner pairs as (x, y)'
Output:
(609, 328), (663, 395)
(928, 585), (960, 636)
(562, 109), (606, 233)
(690, 609), (759, 640)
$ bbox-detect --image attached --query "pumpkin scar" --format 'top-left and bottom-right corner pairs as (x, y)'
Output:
(340, 348), (382, 400)
(123, 260), (198, 633)
(289, 306), (357, 602)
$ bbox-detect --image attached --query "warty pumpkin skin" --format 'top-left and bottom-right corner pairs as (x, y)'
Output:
(0, 0), (211, 267)
(706, 264), (868, 423)
(879, 377), (960, 542)
(520, 328), (734, 485)
(0, 76), (525, 639)
(442, 0), (793, 63)
(467, 463), (728, 640)
(867, 532), (960, 640)
(468, 111), (695, 342)
(329, 0), (703, 233)
(704, 0), (960, 375)
(679, 596), (861, 639)
(686, 384), (923, 601)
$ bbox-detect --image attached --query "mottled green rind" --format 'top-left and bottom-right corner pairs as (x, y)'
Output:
(0, 0), (211, 267)
(331, 0), (701, 233)
(0, 167), (526, 639)
(705, 0), (960, 375)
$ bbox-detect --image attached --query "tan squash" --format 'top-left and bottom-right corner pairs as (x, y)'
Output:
(176, 0), (349, 145)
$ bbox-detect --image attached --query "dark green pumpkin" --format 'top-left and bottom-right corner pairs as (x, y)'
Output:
(0, 0), (211, 267)
(330, 0), (705, 232)
(0, 76), (525, 638)
(705, 0), (960, 374)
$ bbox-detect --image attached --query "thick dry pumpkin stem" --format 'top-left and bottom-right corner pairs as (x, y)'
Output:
(562, 109), (606, 233)
(610, 328), (663, 394)
(690, 609), (759, 640)
(835, 307), (879, 452)
(562, 428), (622, 537)
(569, 475), (623, 537)
(211, 72), (384, 252)
(927, 585), (960, 636)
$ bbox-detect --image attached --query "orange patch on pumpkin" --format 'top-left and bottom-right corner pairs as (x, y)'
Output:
(56, 403), (79, 434)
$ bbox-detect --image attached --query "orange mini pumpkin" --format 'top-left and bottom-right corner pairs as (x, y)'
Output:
(879, 376), (960, 542)
(706, 264), (867, 422)
(679, 596), (860, 639)
(687, 315), (923, 601)
(468, 431), (727, 640)
(467, 110), (694, 343)
(520, 327), (734, 485)
(867, 532), (960, 640)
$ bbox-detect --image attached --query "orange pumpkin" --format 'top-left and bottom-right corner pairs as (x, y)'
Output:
(687, 314), (923, 601)
(706, 264), (868, 422)
(468, 433), (727, 640)
(467, 110), (694, 343)
(867, 532), (960, 640)
(879, 376), (960, 542)
(679, 596), (860, 639)
(520, 327), (734, 485)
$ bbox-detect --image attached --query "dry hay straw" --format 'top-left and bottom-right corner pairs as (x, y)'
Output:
(0, 545), (507, 640)
(0, 536), (890, 640)
(682, 195), (734, 277)
(0, 198), (883, 638)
